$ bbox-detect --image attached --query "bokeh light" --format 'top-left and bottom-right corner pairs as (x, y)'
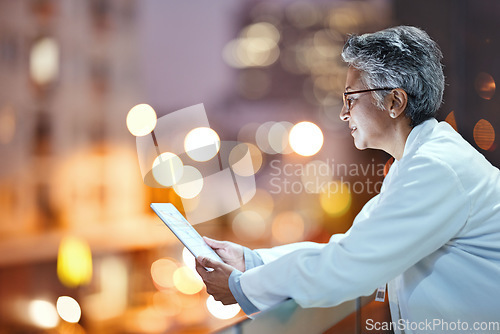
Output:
(84, 256), (128, 322)
(474, 72), (496, 100)
(473, 119), (495, 151)
(56, 296), (82, 323)
(229, 143), (252, 177)
(173, 166), (203, 199)
(184, 127), (221, 162)
(444, 110), (458, 132)
(29, 300), (59, 329)
(173, 267), (204, 295)
(126, 104), (158, 137)
(289, 121), (324, 156)
(320, 181), (351, 217)
(383, 158), (395, 178)
(232, 210), (267, 241)
(30, 37), (59, 85)
(57, 236), (93, 288)
(271, 211), (305, 243)
(182, 247), (199, 275)
(301, 160), (332, 193)
(151, 258), (178, 290)
(256, 121), (277, 154)
(206, 295), (241, 320)
(223, 22), (280, 68)
(237, 122), (260, 144)
(268, 121), (293, 154)
(245, 143), (263, 174)
(151, 152), (184, 187)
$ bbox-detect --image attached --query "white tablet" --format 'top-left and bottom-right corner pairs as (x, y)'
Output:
(150, 203), (223, 263)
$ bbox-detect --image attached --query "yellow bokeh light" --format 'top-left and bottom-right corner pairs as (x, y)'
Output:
(320, 181), (351, 217)
(184, 127), (221, 162)
(57, 236), (93, 288)
(243, 22), (280, 43)
(223, 22), (280, 69)
(30, 37), (59, 85)
(473, 119), (495, 151)
(126, 104), (158, 137)
(56, 296), (81, 323)
(271, 211), (305, 243)
(29, 300), (59, 329)
(152, 152), (184, 187)
(173, 166), (203, 199)
(151, 258), (178, 290)
(206, 295), (241, 320)
(232, 210), (267, 241)
(173, 267), (204, 295)
(289, 121), (324, 156)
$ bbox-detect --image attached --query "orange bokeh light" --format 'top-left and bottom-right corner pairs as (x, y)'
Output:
(473, 119), (495, 151)
(444, 110), (458, 132)
(271, 211), (305, 243)
(151, 258), (178, 290)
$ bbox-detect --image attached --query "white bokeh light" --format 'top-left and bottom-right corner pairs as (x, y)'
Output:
(29, 300), (59, 329)
(56, 296), (82, 323)
(173, 166), (204, 199)
(289, 121), (324, 156)
(152, 152), (184, 187)
(182, 247), (202, 281)
(206, 295), (241, 320)
(126, 104), (158, 137)
(184, 127), (221, 162)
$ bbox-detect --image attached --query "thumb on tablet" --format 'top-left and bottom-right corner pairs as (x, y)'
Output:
(197, 256), (217, 270)
(203, 236), (223, 248)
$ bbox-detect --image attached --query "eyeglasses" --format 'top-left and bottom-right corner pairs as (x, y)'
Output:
(343, 87), (396, 112)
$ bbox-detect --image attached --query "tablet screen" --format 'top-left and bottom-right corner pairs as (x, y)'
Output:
(151, 203), (223, 263)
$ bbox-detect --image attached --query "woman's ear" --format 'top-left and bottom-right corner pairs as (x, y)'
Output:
(387, 88), (408, 118)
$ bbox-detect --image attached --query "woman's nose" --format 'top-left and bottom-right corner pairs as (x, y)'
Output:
(339, 105), (350, 121)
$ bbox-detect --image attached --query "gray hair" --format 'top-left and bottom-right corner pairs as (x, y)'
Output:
(341, 26), (445, 127)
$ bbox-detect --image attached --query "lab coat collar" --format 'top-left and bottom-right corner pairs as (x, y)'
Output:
(400, 118), (438, 161)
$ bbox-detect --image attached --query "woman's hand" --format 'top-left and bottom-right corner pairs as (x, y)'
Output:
(196, 256), (237, 305)
(203, 237), (245, 272)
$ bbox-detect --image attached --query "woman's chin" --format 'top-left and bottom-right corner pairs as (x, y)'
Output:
(353, 140), (367, 150)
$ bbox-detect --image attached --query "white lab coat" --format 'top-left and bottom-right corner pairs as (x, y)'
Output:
(240, 119), (500, 333)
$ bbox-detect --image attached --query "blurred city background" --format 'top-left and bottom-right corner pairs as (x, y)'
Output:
(0, 0), (498, 333)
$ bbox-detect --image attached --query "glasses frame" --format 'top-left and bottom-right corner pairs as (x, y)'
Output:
(343, 87), (397, 112)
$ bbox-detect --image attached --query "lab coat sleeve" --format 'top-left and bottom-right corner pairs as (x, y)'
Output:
(228, 270), (260, 315)
(240, 155), (470, 311)
(243, 247), (264, 270)
(255, 241), (329, 264)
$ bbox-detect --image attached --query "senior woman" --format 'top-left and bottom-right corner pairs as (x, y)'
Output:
(196, 26), (500, 332)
